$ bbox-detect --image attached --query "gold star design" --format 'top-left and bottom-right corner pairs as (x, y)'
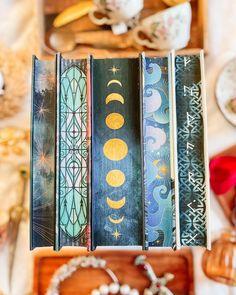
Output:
(109, 66), (120, 75)
(112, 229), (121, 240)
(159, 165), (168, 175)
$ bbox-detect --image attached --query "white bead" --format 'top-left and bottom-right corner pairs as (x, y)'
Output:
(144, 289), (153, 295)
(109, 283), (120, 294)
(130, 289), (139, 295)
(99, 284), (109, 295)
(91, 290), (100, 295)
(120, 284), (131, 295)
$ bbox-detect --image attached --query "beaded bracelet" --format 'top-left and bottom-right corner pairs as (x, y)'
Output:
(46, 256), (139, 295)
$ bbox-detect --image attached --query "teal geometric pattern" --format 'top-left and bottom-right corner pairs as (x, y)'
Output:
(57, 59), (88, 247)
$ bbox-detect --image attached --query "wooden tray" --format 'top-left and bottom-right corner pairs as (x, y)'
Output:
(33, 249), (194, 295)
(211, 145), (236, 225)
(38, 0), (207, 58)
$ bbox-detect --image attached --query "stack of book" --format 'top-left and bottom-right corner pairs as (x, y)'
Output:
(30, 51), (210, 251)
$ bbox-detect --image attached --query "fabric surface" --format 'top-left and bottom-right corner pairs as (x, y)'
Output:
(0, 0), (236, 294)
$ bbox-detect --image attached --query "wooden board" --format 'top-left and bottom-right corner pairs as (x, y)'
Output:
(212, 145), (236, 225)
(38, 0), (207, 58)
(33, 249), (194, 295)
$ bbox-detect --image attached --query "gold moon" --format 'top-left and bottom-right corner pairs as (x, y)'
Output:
(105, 113), (124, 130)
(106, 170), (125, 187)
(105, 93), (124, 104)
(103, 138), (128, 161)
(153, 159), (162, 179)
(108, 215), (125, 224)
(106, 196), (126, 209)
(107, 80), (122, 87)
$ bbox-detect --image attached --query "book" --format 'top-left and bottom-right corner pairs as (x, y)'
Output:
(91, 58), (143, 249)
(175, 51), (210, 248)
(140, 54), (174, 248)
(55, 54), (89, 250)
(30, 56), (55, 248)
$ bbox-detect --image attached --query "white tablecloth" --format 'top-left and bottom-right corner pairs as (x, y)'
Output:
(0, 0), (235, 294)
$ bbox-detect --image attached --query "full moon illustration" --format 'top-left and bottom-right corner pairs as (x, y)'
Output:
(106, 169), (126, 187)
(105, 112), (125, 130)
(103, 138), (128, 161)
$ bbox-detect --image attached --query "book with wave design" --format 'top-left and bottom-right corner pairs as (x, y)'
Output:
(141, 54), (173, 248)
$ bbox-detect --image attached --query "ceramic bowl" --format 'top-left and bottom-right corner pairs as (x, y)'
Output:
(216, 57), (236, 126)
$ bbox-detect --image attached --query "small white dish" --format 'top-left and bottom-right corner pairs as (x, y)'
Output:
(216, 57), (236, 126)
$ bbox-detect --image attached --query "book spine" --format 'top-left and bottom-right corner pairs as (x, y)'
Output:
(175, 53), (208, 247)
(31, 56), (56, 249)
(139, 53), (149, 250)
(142, 56), (173, 248)
(168, 50), (181, 250)
(86, 55), (92, 251)
(30, 55), (35, 250)
(55, 55), (88, 249)
(90, 55), (96, 251)
(199, 50), (211, 250)
(92, 58), (142, 247)
(55, 53), (61, 251)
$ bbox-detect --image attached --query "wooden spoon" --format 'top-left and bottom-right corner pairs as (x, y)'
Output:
(49, 29), (139, 52)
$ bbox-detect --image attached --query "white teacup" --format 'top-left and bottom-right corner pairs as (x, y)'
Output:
(133, 2), (192, 50)
(89, 0), (143, 35)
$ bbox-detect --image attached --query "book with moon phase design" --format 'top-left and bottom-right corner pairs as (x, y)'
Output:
(91, 58), (143, 249)
(30, 51), (210, 250)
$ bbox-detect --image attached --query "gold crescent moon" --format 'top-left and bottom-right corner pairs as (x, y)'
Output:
(107, 80), (122, 87)
(153, 159), (162, 179)
(106, 196), (126, 209)
(108, 215), (125, 224)
(105, 93), (124, 104)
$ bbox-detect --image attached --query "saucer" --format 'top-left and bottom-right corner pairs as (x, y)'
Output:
(216, 58), (236, 126)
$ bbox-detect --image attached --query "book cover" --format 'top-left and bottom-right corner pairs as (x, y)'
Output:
(55, 54), (88, 250)
(175, 52), (210, 247)
(30, 56), (55, 248)
(141, 54), (173, 248)
(91, 58), (143, 248)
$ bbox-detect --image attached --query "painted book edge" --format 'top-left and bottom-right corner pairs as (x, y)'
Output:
(30, 55), (36, 250)
(139, 52), (149, 250)
(200, 50), (211, 250)
(168, 50), (181, 250)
